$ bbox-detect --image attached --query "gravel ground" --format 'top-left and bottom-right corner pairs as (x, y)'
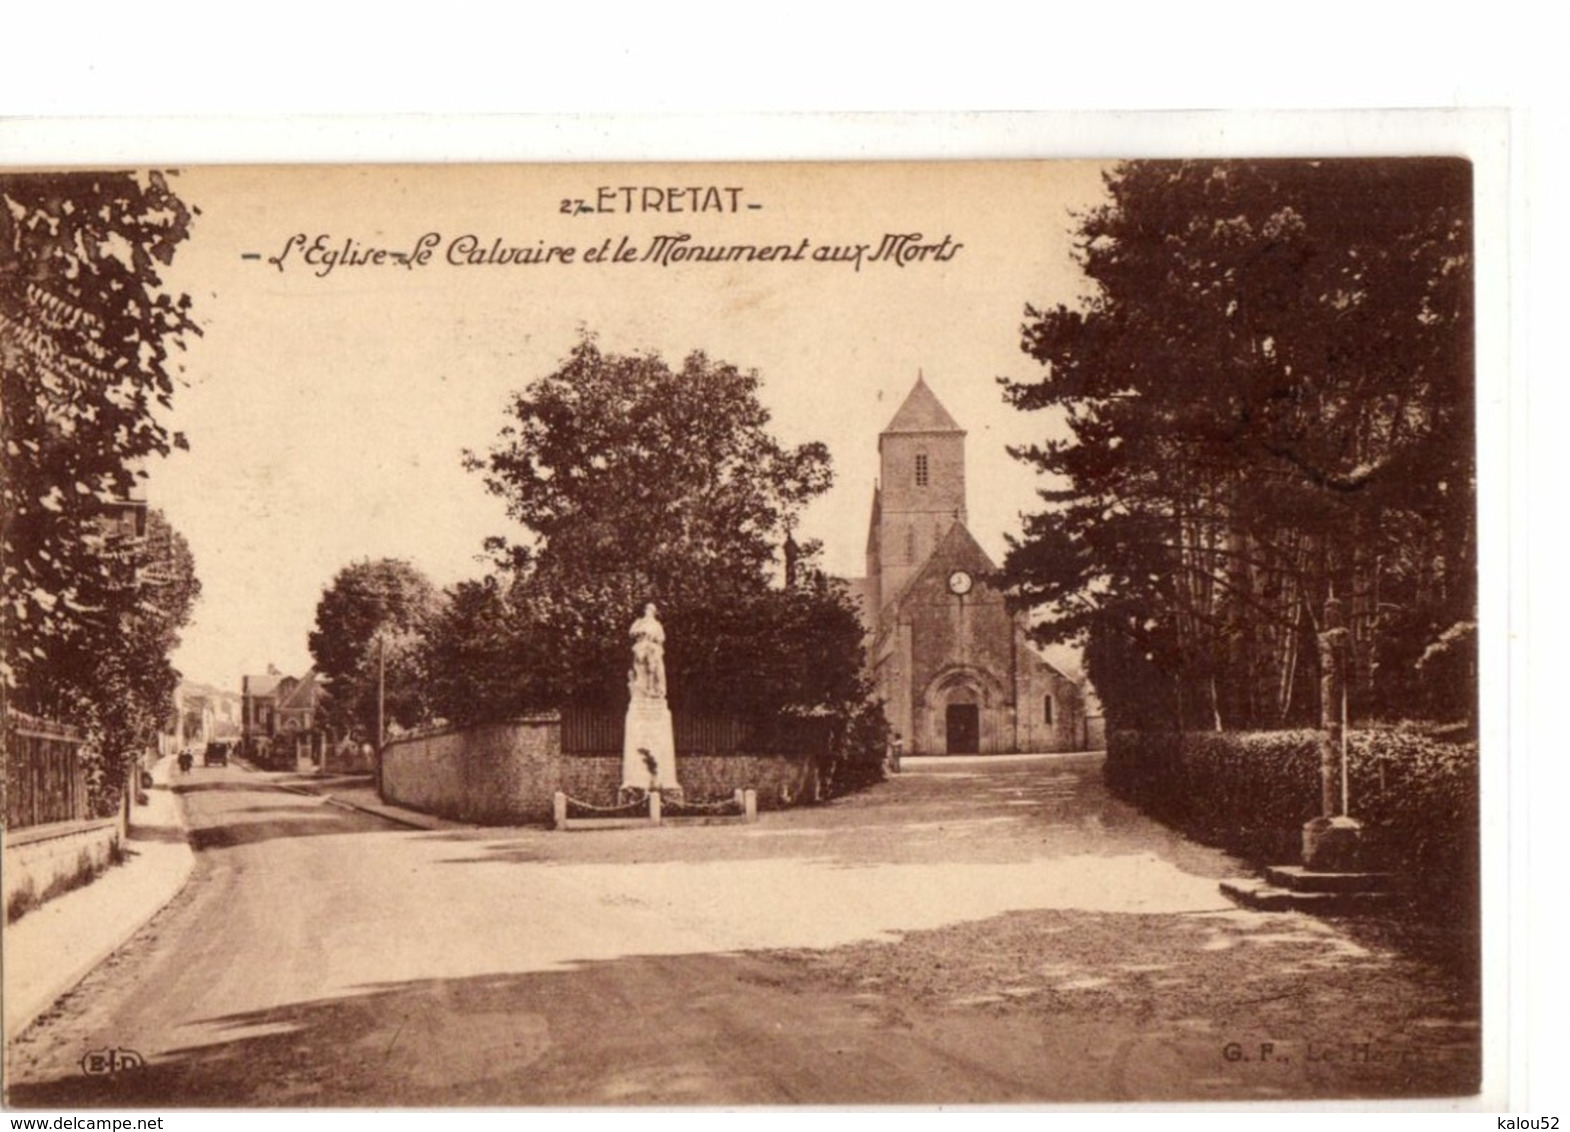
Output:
(765, 904), (1479, 1098)
(5, 753), (1482, 1105)
(410, 752), (1483, 1100)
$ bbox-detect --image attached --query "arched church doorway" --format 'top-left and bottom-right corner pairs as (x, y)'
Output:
(945, 702), (980, 754)
(923, 666), (999, 756)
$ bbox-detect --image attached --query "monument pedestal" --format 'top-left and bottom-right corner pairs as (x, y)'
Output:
(1302, 814), (1366, 872)
(622, 699), (677, 792)
(1219, 814), (1393, 914)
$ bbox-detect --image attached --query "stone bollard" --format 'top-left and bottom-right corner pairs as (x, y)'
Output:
(744, 789), (758, 823)
(553, 792), (568, 830)
(649, 788), (662, 825)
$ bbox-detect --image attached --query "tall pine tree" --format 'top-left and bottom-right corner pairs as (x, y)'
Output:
(1003, 160), (1474, 731)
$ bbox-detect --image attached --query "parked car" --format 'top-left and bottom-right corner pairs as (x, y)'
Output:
(203, 741), (230, 767)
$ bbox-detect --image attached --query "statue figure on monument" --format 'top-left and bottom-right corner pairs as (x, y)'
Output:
(628, 602), (666, 701)
(622, 602), (678, 795)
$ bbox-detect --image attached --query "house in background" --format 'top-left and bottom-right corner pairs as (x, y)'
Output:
(848, 375), (1093, 756)
(274, 670), (321, 736)
(241, 665), (284, 754)
(242, 666), (326, 767)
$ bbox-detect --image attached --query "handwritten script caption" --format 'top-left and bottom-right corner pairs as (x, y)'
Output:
(263, 233), (963, 278)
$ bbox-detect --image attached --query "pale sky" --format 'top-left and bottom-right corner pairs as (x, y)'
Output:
(148, 162), (1110, 689)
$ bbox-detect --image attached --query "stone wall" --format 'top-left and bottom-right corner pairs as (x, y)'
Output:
(684, 753), (822, 806)
(558, 752), (821, 810)
(381, 715), (564, 825)
(4, 816), (124, 920)
(381, 716), (824, 824)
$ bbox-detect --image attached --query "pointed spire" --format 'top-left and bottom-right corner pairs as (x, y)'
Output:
(883, 371), (963, 434)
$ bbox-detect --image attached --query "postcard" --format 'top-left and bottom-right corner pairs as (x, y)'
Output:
(1, 140), (1500, 1110)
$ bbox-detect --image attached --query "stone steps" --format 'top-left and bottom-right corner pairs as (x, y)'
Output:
(1220, 866), (1397, 914)
(1263, 864), (1395, 894)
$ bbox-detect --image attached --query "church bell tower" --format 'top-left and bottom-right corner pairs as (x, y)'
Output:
(876, 373), (967, 606)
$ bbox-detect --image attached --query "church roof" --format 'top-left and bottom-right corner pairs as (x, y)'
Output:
(243, 671), (284, 699)
(276, 668), (320, 711)
(1023, 640), (1080, 683)
(925, 520), (999, 577)
(864, 483), (882, 558)
(883, 373), (964, 435)
(877, 520), (1000, 626)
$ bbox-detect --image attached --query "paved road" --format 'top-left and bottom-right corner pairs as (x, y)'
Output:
(3, 756), (1480, 1106)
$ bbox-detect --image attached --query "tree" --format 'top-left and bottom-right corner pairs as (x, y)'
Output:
(11, 507), (202, 813)
(308, 559), (442, 740)
(1002, 159), (1474, 730)
(464, 335), (838, 712)
(422, 576), (544, 727)
(78, 510), (201, 809)
(2, 171), (199, 702)
(2, 172), (202, 811)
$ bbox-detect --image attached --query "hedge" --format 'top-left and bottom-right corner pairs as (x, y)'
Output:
(1106, 726), (1479, 921)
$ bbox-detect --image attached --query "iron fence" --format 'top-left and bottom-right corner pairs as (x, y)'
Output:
(4, 710), (89, 829)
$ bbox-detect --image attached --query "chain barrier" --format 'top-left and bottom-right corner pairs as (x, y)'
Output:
(560, 789), (744, 818)
(561, 793), (648, 816)
(663, 795), (744, 815)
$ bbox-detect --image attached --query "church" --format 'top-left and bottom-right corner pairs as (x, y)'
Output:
(848, 376), (1088, 756)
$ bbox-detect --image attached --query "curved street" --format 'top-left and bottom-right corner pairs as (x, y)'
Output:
(4, 754), (1480, 1105)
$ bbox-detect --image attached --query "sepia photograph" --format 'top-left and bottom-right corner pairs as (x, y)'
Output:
(2, 151), (1489, 1108)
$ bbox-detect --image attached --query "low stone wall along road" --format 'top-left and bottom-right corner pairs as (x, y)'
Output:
(3, 754), (1480, 1106)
